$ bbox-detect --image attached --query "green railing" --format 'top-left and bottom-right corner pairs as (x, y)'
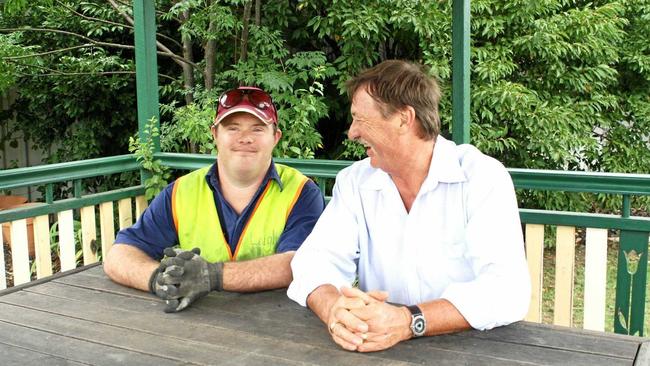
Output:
(0, 153), (648, 336)
(0, 155), (144, 222)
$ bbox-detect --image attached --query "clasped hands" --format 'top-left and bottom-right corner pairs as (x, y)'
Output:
(327, 287), (412, 352)
(149, 247), (224, 313)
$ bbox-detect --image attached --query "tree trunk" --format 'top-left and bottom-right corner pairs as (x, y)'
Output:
(240, 0), (253, 62)
(255, 0), (261, 26)
(180, 10), (195, 106)
(204, 27), (216, 91)
(203, 0), (216, 91)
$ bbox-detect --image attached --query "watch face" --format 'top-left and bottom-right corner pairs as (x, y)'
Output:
(412, 315), (426, 336)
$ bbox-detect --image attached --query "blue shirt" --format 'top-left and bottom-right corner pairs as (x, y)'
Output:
(115, 161), (325, 260)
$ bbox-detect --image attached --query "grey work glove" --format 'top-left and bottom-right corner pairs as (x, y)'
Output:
(148, 250), (188, 300)
(149, 247), (224, 313)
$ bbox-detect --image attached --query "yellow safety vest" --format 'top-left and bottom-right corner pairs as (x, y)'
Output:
(171, 164), (309, 263)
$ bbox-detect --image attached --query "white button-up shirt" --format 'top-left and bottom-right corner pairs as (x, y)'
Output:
(288, 136), (531, 330)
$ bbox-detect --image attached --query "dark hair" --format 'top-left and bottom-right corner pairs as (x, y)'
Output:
(346, 60), (441, 140)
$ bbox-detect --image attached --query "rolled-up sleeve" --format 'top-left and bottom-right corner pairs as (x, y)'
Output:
(440, 161), (531, 330)
(287, 170), (360, 306)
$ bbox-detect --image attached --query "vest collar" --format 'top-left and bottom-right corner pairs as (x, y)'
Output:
(206, 160), (284, 192)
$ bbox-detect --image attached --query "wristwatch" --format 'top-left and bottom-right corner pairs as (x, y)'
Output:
(406, 305), (426, 337)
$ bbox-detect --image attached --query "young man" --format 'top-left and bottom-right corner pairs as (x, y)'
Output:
(288, 61), (530, 352)
(105, 86), (324, 312)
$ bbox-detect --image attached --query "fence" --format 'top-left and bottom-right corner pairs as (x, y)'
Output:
(0, 153), (648, 336)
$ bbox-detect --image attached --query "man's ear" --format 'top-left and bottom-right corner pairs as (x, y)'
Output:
(211, 125), (219, 142)
(274, 128), (282, 145)
(399, 106), (416, 132)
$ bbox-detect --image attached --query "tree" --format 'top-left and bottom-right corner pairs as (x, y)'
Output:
(1, 0), (648, 212)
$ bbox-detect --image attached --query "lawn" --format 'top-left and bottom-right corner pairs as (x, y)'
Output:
(542, 235), (650, 335)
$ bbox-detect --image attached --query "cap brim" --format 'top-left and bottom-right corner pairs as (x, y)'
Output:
(214, 107), (274, 126)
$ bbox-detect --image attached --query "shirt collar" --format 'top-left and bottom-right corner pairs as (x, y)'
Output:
(421, 135), (467, 189)
(360, 135), (467, 191)
(206, 159), (284, 191)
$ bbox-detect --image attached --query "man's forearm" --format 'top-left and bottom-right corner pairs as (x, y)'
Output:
(104, 244), (159, 292)
(222, 251), (295, 292)
(420, 299), (471, 336)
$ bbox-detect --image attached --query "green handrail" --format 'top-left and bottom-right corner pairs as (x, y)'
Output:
(0, 155), (140, 191)
(0, 154), (648, 335)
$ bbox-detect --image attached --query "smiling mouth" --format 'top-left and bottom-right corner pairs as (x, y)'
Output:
(233, 149), (257, 153)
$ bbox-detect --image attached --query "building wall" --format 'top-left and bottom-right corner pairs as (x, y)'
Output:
(1, 90), (47, 201)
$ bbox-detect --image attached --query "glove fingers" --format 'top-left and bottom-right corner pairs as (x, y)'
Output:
(164, 299), (180, 313)
(163, 247), (178, 257)
(153, 283), (179, 300)
(174, 296), (193, 312)
(159, 272), (182, 285)
(177, 250), (196, 260)
(163, 284), (179, 297)
(164, 264), (184, 277)
(157, 261), (169, 272)
(161, 257), (185, 267)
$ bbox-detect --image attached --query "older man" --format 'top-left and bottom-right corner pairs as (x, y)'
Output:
(288, 60), (530, 352)
(105, 86), (324, 312)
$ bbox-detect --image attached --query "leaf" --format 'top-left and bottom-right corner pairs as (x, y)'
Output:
(617, 310), (628, 331)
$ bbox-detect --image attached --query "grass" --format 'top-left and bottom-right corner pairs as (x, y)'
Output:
(541, 236), (650, 335)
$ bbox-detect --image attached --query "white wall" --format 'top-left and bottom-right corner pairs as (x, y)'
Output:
(1, 90), (47, 201)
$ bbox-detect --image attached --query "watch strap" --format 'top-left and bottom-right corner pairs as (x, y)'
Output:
(406, 305), (426, 337)
(407, 304), (422, 317)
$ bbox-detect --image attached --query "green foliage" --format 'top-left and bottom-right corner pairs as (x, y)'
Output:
(0, 32), (32, 92)
(221, 50), (335, 158)
(129, 118), (170, 200)
(0, 0), (137, 180)
(160, 92), (216, 154)
(1, 0), (649, 215)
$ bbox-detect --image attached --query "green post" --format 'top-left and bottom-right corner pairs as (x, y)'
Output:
(133, 0), (160, 183)
(622, 194), (631, 218)
(45, 184), (53, 204)
(73, 179), (82, 199)
(451, 0), (471, 144)
(614, 230), (648, 336)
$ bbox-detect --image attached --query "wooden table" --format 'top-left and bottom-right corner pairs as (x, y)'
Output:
(0, 264), (647, 366)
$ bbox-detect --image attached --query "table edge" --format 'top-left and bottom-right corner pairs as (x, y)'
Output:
(0, 262), (101, 297)
(634, 341), (650, 366)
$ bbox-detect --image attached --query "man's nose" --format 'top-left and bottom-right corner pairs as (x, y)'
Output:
(238, 130), (254, 143)
(347, 120), (359, 140)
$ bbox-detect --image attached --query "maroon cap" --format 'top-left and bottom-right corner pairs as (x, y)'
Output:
(214, 86), (278, 126)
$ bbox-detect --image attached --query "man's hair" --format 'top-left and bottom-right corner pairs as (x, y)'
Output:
(346, 60), (441, 140)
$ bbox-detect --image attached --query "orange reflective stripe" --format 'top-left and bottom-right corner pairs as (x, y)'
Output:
(171, 179), (180, 232)
(285, 177), (309, 221)
(232, 180), (272, 260)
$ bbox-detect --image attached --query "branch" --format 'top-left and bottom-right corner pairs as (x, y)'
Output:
(17, 71), (177, 81)
(0, 27), (201, 70)
(114, 0), (167, 17)
(58, 0), (180, 49)
(1, 44), (94, 60)
(105, 0), (196, 71)
(0, 27), (134, 50)
(57, 1), (127, 28)
(5, 59), (176, 81)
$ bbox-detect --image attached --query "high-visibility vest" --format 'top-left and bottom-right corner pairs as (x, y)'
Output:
(171, 164), (309, 262)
